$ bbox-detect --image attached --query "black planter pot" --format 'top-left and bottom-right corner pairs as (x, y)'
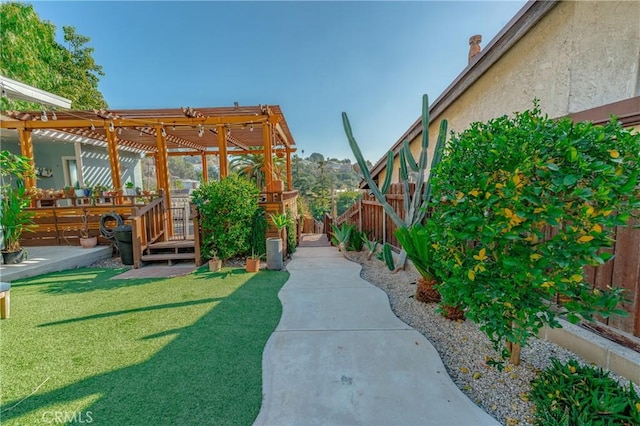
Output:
(2, 248), (24, 264)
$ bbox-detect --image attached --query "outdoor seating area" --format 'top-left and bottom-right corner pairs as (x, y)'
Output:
(1, 104), (299, 268)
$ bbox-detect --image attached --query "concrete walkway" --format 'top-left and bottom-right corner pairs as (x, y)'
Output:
(0, 246), (111, 282)
(255, 234), (499, 426)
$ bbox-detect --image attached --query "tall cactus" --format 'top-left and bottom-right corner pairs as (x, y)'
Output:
(342, 94), (447, 268)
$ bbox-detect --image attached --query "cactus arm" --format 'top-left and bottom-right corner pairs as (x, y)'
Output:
(418, 94), (430, 170)
(422, 119), (448, 206)
(399, 149), (409, 182)
(342, 112), (403, 226)
(404, 140), (419, 172)
(380, 151), (394, 194)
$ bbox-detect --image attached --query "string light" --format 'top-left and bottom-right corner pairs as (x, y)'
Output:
(108, 120), (115, 132)
(90, 120), (95, 131)
(226, 126), (231, 137)
(51, 111), (57, 121)
(161, 127), (167, 138)
(249, 122), (254, 132)
(118, 127), (123, 135)
(41, 107), (48, 122)
(198, 125), (204, 137)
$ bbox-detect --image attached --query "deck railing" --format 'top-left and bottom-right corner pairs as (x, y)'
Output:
(130, 196), (168, 267)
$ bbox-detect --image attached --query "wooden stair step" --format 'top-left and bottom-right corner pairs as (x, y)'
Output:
(148, 240), (195, 249)
(141, 253), (196, 262)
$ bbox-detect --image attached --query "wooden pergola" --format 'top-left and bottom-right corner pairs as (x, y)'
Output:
(0, 104), (297, 210)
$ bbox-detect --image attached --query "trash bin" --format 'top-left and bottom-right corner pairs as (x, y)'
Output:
(113, 225), (134, 265)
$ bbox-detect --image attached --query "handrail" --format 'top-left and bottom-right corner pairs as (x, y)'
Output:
(130, 196), (167, 268)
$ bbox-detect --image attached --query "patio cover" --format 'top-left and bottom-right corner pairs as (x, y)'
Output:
(0, 104), (297, 194)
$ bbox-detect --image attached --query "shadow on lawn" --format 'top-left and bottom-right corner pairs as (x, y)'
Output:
(38, 297), (224, 327)
(34, 268), (171, 295)
(1, 270), (289, 425)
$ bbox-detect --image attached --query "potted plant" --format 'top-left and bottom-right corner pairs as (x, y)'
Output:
(208, 249), (222, 272)
(79, 209), (98, 248)
(124, 181), (136, 196)
(72, 182), (82, 197)
(0, 150), (35, 264)
(269, 212), (291, 258)
(246, 251), (263, 273)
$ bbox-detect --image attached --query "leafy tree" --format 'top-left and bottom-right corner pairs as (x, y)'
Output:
(308, 152), (324, 163)
(430, 104), (640, 365)
(191, 175), (260, 261)
(168, 157), (198, 180)
(0, 2), (106, 110)
(336, 190), (362, 216)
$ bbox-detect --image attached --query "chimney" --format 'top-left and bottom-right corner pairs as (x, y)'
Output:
(468, 34), (482, 64)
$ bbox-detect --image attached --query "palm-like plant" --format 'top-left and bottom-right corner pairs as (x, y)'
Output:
(0, 150), (35, 256)
(230, 148), (285, 190)
(395, 224), (441, 303)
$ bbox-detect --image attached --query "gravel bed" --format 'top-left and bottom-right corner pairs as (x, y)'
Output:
(345, 251), (638, 426)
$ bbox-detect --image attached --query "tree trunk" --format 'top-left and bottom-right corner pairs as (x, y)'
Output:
(415, 277), (441, 303)
(507, 341), (521, 366)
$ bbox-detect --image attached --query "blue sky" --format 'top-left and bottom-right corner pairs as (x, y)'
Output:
(31, 1), (526, 163)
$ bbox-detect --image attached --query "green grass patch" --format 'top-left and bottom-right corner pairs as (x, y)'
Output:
(0, 266), (289, 425)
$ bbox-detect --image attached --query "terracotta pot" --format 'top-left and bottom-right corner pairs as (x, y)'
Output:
(246, 258), (260, 273)
(209, 259), (222, 272)
(80, 236), (98, 249)
(415, 277), (441, 303)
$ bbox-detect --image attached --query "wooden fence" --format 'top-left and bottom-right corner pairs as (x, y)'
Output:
(334, 184), (640, 338)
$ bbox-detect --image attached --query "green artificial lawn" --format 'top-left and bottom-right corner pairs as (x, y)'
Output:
(0, 266), (289, 425)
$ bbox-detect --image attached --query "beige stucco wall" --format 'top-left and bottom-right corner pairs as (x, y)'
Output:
(379, 0), (640, 184)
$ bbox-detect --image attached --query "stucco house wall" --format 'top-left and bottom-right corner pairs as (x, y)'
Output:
(375, 0), (640, 185)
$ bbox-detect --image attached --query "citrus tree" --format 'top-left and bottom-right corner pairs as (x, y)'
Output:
(430, 103), (640, 364)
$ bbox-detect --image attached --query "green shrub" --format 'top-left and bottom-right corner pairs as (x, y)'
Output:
(249, 208), (267, 257)
(529, 358), (640, 425)
(191, 176), (259, 261)
(430, 103), (640, 363)
(331, 222), (353, 251)
(286, 208), (297, 255)
(347, 229), (365, 251)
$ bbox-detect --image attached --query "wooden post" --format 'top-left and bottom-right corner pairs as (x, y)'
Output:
(201, 152), (209, 182)
(155, 126), (173, 237)
(263, 123), (273, 191)
(154, 154), (162, 191)
(18, 129), (35, 188)
(286, 149), (292, 191)
(105, 125), (122, 191)
(217, 125), (228, 178)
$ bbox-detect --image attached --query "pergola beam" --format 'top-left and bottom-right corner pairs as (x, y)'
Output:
(0, 115), (271, 131)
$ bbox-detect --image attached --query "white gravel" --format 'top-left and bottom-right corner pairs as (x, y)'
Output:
(345, 251), (639, 426)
